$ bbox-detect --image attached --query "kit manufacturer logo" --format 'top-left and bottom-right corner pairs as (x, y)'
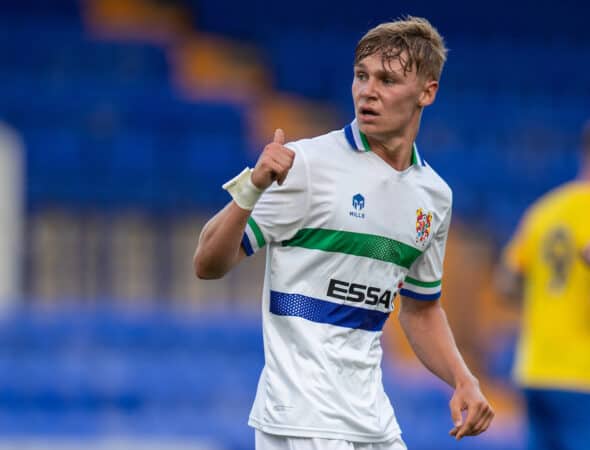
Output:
(350, 193), (365, 219)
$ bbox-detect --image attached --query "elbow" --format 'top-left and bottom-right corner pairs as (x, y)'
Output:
(194, 262), (221, 280)
(194, 263), (212, 280)
(193, 252), (224, 280)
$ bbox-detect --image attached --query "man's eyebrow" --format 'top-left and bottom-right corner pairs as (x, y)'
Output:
(379, 69), (401, 78)
(354, 62), (401, 77)
(357, 68), (400, 79)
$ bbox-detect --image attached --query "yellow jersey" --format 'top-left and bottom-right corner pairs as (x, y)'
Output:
(503, 181), (590, 391)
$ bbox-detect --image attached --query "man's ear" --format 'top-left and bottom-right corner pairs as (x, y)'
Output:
(418, 80), (439, 107)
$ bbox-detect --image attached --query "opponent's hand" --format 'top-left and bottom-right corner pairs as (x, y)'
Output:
(251, 129), (295, 190)
(448, 379), (494, 440)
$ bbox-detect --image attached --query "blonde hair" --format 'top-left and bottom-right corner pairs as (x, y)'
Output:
(354, 16), (448, 81)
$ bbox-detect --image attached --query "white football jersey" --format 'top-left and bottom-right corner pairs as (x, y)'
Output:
(241, 119), (452, 442)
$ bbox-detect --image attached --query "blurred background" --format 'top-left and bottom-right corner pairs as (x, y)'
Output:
(0, 0), (588, 448)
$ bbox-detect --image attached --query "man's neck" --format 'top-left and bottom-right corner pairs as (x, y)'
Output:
(365, 116), (420, 171)
(365, 109), (422, 170)
(367, 135), (414, 171)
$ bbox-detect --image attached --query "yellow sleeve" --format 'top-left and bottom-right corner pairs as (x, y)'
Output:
(503, 209), (535, 273)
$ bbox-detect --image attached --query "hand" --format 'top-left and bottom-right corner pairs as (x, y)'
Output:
(251, 129), (295, 190)
(448, 379), (494, 440)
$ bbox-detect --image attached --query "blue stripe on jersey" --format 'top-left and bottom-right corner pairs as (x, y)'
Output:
(399, 288), (440, 301)
(241, 233), (254, 256)
(270, 290), (389, 331)
(344, 124), (357, 151)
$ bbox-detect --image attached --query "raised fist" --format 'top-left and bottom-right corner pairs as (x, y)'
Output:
(251, 129), (295, 190)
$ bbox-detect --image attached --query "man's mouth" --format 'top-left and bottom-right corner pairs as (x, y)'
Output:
(359, 107), (379, 117)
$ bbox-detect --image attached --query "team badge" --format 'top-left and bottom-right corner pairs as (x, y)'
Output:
(415, 208), (433, 245)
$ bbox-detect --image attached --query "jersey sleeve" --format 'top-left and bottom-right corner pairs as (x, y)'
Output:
(400, 205), (452, 301)
(241, 145), (309, 256)
(502, 208), (534, 273)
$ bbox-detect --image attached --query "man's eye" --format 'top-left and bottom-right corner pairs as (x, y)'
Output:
(356, 72), (367, 80)
(383, 78), (395, 85)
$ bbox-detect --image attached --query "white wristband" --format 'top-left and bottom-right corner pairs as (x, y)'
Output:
(222, 167), (264, 211)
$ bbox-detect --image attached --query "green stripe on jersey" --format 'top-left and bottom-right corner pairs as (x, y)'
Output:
(359, 132), (371, 152)
(283, 228), (422, 268)
(411, 145), (418, 165)
(404, 276), (441, 288)
(248, 217), (266, 248)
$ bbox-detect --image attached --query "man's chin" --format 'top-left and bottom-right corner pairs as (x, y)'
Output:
(357, 120), (381, 135)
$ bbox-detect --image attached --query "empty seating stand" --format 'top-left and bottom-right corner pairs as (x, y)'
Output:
(0, 10), (251, 213)
(0, 305), (522, 450)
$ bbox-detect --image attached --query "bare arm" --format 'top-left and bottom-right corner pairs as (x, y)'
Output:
(494, 263), (524, 304)
(193, 129), (295, 279)
(398, 296), (471, 386)
(398, 295), (494, 440)
(193, 201), (250, 279)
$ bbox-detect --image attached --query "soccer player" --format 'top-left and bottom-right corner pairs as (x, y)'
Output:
(497, 121), (590, 450)
(194, 16), (494, 449)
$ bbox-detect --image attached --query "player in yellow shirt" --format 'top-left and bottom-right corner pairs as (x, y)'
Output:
(498, 121), (590, 450)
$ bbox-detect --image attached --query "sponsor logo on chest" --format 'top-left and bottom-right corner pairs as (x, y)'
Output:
(327, 278), (395, 310)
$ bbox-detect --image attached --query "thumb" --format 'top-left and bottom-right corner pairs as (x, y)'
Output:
(273, 128), (285, 145)
(450, 401), (463, 427)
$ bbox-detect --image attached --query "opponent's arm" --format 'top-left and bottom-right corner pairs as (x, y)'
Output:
(494, 263), (524, 303)
(398, 296), (494, 440)
(193, 129), (295, 279)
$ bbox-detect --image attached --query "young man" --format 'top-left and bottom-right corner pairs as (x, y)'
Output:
(195, 16), (493, 449)
(497, 121), (590, 450)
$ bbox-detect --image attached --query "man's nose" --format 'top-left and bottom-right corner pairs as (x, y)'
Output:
(360, 78), (378, 98)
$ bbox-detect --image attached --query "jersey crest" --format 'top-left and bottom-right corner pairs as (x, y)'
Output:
(415, 208), (433, 245)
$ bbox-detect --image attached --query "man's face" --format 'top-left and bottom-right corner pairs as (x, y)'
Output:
(352, 52), (435, 141)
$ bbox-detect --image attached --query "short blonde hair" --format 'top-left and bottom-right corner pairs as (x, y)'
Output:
(354, 16), (447, 81)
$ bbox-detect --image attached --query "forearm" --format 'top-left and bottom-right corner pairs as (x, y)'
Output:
(193, 201), (250, 279)
(194, 129), (295, 279)
(398, 300), (476, 388)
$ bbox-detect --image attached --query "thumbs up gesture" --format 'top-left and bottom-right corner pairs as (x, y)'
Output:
(251, 129), (296, 190)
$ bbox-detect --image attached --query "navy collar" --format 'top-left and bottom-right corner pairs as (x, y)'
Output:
(344, 119), (425, 167)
